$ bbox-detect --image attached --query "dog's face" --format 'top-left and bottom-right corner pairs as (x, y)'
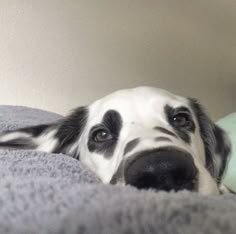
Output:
(71, 87), (230, 194)
(0, 87), (231, 194)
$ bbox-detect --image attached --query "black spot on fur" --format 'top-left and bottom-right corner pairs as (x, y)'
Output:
(124, 138), (140, 155)
(102, 110), (122, 139)
(154, 137), (172, 142)
(164, 105), (195, 144)
(153, 127), (177, 138)
(110, 160), (125, 184)
(88, 110), (122, 157)
(53, 106), (88, 157)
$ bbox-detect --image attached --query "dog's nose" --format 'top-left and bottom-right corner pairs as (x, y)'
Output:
(125, 148), (198, 192)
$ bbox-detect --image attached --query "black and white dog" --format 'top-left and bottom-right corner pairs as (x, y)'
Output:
(0, 87), (231, 194)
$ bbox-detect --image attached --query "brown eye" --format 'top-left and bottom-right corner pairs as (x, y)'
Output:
(173, 113), (191, 127)
(93, 129), (113, 143)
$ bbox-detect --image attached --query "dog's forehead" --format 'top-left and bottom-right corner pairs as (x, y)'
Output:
(89, 87), (189, 123)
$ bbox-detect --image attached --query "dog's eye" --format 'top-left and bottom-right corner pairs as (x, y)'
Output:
(173, 112), (191, 128)
(93, 129), (113, 143)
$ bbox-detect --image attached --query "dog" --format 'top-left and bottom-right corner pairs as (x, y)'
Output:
(0, 87), (231, 194)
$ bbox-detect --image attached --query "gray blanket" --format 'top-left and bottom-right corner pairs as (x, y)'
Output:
(0, 105), (235, 234)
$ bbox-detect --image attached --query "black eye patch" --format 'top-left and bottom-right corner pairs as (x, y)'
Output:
(164, 105), (195, 144)
(87, 110), (122, 157)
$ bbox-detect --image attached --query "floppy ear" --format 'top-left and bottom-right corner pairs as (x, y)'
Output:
(53, 106), (88, 157)
(189, 98), (231, 183)
(0, 123), (54, 149)
(0, 106), (88, 159)
(212, 124), (231, 180)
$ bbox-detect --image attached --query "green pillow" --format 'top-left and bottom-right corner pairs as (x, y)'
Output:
(217, 113), (236, 192)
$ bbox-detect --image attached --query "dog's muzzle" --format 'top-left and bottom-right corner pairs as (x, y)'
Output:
(124, 147), (198, 192)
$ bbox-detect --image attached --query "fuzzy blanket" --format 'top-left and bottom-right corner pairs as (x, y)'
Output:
(0, 105), (235, 234)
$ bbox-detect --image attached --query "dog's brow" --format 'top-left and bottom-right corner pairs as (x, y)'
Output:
(124, 138), (140, 155)
(175, 106), (191, 113)
(153, 127), (177, 137)
(154, 137), (172, 142)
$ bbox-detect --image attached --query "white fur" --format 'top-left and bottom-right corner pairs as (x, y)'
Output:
(36, 130), (58, 152)
(0, 132), (30, 142)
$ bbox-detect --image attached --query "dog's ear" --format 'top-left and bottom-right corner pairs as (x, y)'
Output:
(52, 106), (88, 156)
(189, 98), (231, 183)
(0, 106), (88, 158)
(0, 123), (54, 149)
(212, 124), (231, 179)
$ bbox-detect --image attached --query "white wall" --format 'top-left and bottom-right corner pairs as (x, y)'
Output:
(0, 1), (235, 119)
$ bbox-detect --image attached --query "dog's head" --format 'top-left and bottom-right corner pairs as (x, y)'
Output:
(0, 87), (231, 194)
(71, 87), (230, 194)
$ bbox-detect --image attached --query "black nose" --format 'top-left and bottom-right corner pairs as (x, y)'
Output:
(125, 148), (198, 192)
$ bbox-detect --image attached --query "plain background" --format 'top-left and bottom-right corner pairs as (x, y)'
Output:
(0, 1), (235, 120)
